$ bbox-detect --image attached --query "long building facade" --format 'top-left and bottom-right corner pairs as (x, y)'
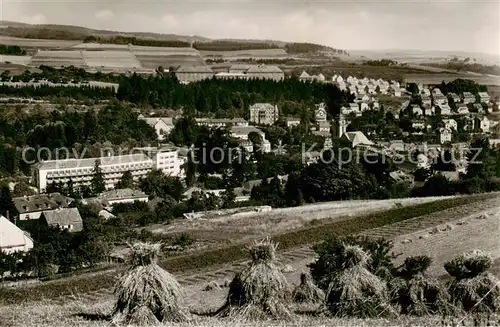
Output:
(34, 154), (154, 192)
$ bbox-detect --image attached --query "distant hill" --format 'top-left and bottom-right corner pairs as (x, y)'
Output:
(0, 21), (346, 55)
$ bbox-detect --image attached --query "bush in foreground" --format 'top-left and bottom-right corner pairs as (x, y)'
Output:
(112, 242), (189, 325)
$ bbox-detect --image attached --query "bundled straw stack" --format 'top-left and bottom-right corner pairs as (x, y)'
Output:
(389, 255), (452, 316)
(293, 272), (325, 305)
(445, 250), (500, 314)
(216, 237), (295, 321)
(325, 245), (391, 317)
(112, 242), (189, 326)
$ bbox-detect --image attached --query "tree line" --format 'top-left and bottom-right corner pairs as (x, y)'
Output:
(0, 44), (26, 56)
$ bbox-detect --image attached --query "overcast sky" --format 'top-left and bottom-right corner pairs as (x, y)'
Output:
(1, 0), (499, 55)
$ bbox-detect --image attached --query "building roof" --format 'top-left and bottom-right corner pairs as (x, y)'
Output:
(250, 103), (276, 110)
(246, 65), (283, 74)
(175, 65), (213, 73)
(42, 208), (83, 232)
(139, 117), (174, 127)
(342, 131), (374, 146)
(0, 215), (33, 251)
(299, 71), (310, 78)
(195, 117), (247, 124)
(36, 153), (152, 171)
(231, 125), (265, 136)
(13, 193), (72, 214)
(99, 188), (148, 204)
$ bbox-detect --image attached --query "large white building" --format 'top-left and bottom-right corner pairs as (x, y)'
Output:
(34, 154), (154, 192)
(249, 103), (279, 125)
(195, 118), (248, 128)
(145, 146), (184, 177)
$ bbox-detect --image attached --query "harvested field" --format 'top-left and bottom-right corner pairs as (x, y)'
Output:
(136, 55), (205, 69)
(31, 50), (85, 68)
(81, 50), (142, 69)
(390, 202), (500, 277)
(148, 196), (456, 244)
(200, 48), (289, 60)
(0, 35), (82, 48)
(0, 54), (31, 65)
(0, 193), (495, 306)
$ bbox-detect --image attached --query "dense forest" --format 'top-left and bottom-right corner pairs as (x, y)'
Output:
(428, 60), (500, 76)
(0, 44), (26, 56)
(117, 74), (353, 116)
(83, 35), (191, 48)
(363, 59), (398, 66)
(0, 26), (84, 41)
(284, 42), (348, 55)
(193, 41), (281, 51)
(1, 66), (122, 83)
(0, 84), (116, 100)
(437, 78), (488, 95)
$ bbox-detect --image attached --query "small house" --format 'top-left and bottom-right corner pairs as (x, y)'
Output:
(41, 208), (83, 232)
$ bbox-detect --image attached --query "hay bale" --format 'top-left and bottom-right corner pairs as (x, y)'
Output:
(390, 256), (452, 316)
(325, 245), (392, 318)
(445, 250), (500, 313)
(430, 227), (440, 235)
(216, 237), (295, 321)
(419, 235), (429, 240)
(112, 242), (189, 326)
(293, 272), (325, 304)
(476, 214), (489, 220)
(401, 239), (412, 244)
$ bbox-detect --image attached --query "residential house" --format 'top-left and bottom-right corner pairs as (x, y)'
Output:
(442, 119), (458, 131)
(448, 93), (461, 103)
(299, 71), (311, 82)
(348, 85), (357, 95)
(0, 215), (34, 254)
(462, 92), (476, 104)
(390, 86), (402, 97)
(421, 88), (431, 97)
(367, 85), (376, 95)
(285, 117), (301, 128)
(433, 94), (448, 106)
(432, 88), (443, 96)
(424, 105), (434, 116)
(475, 116), (490, 133)
(13, 193), (72, 220)
(411, 105), (423, 117)
(342, 103), (360, 116)
(137, 115), (174, 141)
(249, 103), (279, 125)
(372, 101), (380, 109)
(456, 105), (470, 115)
(439, 104), (452, 115)
(421, 95), (432, 107)
(478, 92), (490, 104)
(438, 128), (452, 144)
(332, 115), (350, 138)
(357, 87), (367, 95)
(317, 121), (330, 132)
(41, 208), (83, 232)
(360, 102), (369, 112)
(341, 131), (374, 148)
(302, 151), (322, 165)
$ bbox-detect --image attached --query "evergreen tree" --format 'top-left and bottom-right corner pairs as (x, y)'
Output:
(116, 171), (134, 189)
(90, 159), (106, 195)
(0, 183), (16, 218)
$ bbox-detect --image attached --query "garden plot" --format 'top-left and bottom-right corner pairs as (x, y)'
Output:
(391, 204), (500, 277)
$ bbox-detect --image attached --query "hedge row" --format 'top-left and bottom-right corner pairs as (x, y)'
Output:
(0, 193), (496, 304)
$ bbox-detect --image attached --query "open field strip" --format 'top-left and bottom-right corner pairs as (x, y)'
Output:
(0, 193), (496, 307)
